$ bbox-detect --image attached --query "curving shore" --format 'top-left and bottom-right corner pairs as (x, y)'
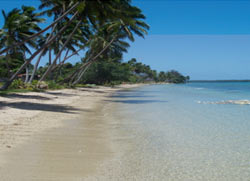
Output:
(0, 84), (142, 180)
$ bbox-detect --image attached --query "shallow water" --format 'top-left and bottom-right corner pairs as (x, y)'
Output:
(102, 82), (250, 180)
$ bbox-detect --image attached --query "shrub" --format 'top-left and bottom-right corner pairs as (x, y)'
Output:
(47, 81), (63, 90)
(129, 75), (138, 83)
(31, 80), (39, 86)
(9, 79), (25, 89)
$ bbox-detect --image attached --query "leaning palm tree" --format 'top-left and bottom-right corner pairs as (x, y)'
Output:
(28, 32), (52, 84)
(70, 22), (130, 85)
(21, 6), (45, 83)
(1, 0), (97, 89)
(0, 0), (149, 90)
(37, 0), (123, 82)
(0, 6), (44, 80)
(0, 0), (80, 55)
(0, 3), (79, 90)
(70, 2), (150, 85)
(38, 19), (90, 82)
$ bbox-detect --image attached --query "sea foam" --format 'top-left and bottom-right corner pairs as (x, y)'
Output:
(197, 100), (250, 105)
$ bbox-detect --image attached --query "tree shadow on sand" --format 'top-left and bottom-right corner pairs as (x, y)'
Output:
(43, 92), (77, 97)
(1, 94), (52, 100)
(0, 101), (88, 114)
(78, 89), (107, 94)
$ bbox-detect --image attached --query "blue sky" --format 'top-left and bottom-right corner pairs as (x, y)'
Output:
(1, 0), (250, 80)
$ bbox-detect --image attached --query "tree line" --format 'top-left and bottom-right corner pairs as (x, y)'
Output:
(0, 0), (189, 90)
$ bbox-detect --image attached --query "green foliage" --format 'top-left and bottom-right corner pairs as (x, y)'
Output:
(0, 88), (31, 96)
(31, 80), (39, 86)
(9, 79), (25, 89)
(47, 81), (61, 89)
(0, 0), (150, 89)
(0, 0), (189, 91)
(0, 54), (25, 77)
(126, 58), (158, 82)
(47, 81), (64, 90)
(128, 75), (138, 83)
(159, 70), (189, 84)
(0, 58), (8, 77)
(8, 79), (41, 91)
(81, 61), (131, 85)
(77, 1), (86, 13)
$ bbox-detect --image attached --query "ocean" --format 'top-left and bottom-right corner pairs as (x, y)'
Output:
(105, 82), (250, 180)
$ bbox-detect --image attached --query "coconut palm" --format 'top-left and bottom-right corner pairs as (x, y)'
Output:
(1, 1), (116, 88)
(38, 19), (91, 82)
(0, 0), (80, 55)
(70, 23), (131, 85)
(0, 6), (44, 80)
(21, 6), (45, 82)
(0, 7), (79, 90)
(37, 0), (122, 82)
(0, 0), (149, 89)
(70, 1), (150, 85)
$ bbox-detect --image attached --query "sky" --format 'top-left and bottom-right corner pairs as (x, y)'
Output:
(1, 0), (250, 80)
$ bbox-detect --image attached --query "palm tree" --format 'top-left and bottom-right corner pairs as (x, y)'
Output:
(37, 0), (123, 82)
(69, 0), (150, 85)
(28, 31), (53, 84)
(0, 0), (149, 89)
(0, 0), (80, 55)
(38, 20), (86, 82)
(0, 6), (44, 80)
(71, 3), (150, 85)
(70, 23), (131, 85)
(0, 6), (78, 90)
(21, 6), (45, 83)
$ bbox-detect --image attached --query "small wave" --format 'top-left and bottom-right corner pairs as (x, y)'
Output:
(195, 88), (204, 90)
(196, 100), (250, 105)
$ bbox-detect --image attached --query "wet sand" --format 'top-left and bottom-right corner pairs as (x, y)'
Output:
(0, 84), (142, 180)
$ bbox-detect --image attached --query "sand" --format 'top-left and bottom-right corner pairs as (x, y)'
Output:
(0, 84), (142, 181)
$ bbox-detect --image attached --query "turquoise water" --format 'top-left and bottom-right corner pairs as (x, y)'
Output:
(109, 82), (250, 180)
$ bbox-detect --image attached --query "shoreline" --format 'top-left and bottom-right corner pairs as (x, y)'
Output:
(0, 84), (144, 180)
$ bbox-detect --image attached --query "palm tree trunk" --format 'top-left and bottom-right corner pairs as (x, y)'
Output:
(72, 62), (92, 85)
(71, 36), (117, 85)
(69, 62), (89, 84)
(28, 24), (58, 84)
(0, 12), (78, 90)
(64, 47), (83, 60)
(5, 53), (11, 77)
(52, 46), (85, 72)
(49, 49), (52, 65)
(0, 50), (41, 90)
(25, 65), (29, 83)
(0, 2), (80, 55)
(61, 38), (91, 63)
(39, 21), (81, 82)
(59, 48), (70, 65)
(28, 52), (43, 84)
(24, 54), (29, 83)
(55, 49), (70, 81)
(63, 66), (82, 84)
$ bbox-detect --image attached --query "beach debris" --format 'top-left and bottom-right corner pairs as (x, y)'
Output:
(37, 81), (48, 89)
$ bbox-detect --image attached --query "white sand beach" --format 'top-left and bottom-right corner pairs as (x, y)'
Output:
(0, 84), (141, 180)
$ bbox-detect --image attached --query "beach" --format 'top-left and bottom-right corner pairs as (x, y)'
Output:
(1, 83), (250, 180)
(0, 84), (142, 180)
